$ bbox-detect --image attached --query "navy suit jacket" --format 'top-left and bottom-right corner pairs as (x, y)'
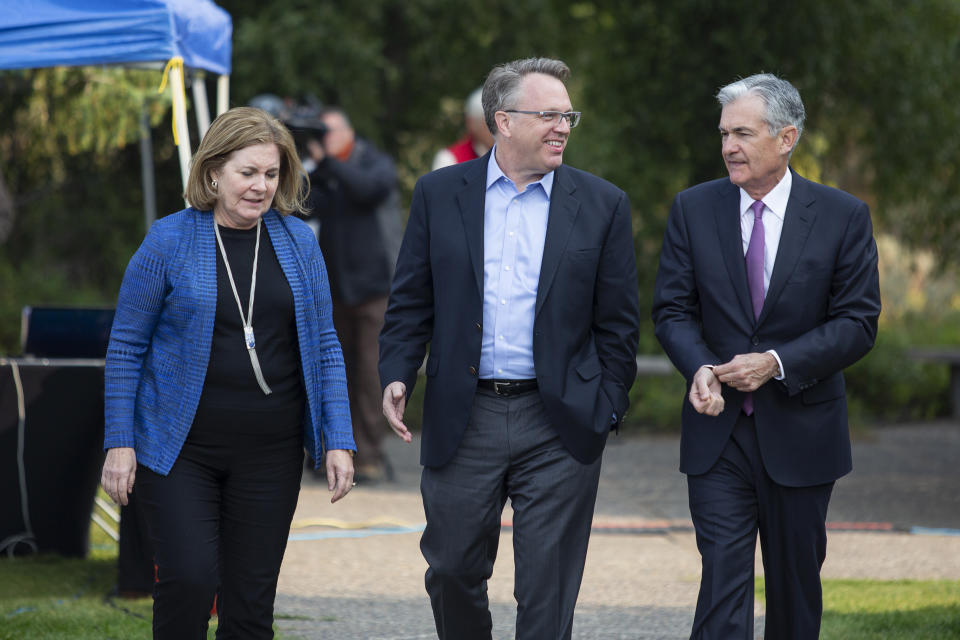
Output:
(379, 153), (640, 468)
(652, 171), (881, 487)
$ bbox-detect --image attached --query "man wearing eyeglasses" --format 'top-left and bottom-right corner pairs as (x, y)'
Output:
(379, 57), (640, 639)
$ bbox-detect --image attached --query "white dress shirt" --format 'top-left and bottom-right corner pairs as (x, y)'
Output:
(737, 169), (791, 379)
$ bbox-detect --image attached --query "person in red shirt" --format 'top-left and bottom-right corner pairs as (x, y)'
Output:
(431, 87), (494, 170)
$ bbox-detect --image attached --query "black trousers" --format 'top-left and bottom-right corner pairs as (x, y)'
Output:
(687, 414), (834, 640)
(136, 405), (304, 640)
(420, 389), (603, 640)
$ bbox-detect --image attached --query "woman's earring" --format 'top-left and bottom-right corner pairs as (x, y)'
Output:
(211, 179), (218, 189)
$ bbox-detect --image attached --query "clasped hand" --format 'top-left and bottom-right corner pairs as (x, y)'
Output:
(689, 352), (779, 416)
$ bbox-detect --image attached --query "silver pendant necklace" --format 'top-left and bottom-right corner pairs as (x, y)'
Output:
(213, 216), (273, 395)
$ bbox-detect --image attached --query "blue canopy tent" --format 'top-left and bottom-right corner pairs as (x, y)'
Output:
(0, 1), (232, 557)
(0, 0), (233, 227)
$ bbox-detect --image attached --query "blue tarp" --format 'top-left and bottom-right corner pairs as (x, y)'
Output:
(0, 0), (231, 74)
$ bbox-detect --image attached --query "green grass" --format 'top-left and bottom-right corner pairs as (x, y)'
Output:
(0, 553), (155, 640)
(0, 516), (159, 639)
(0, 514), (290, 639)
(821, 579), (960, 639)
(0, 548), (317, 639)
(757, 577), (960, 639)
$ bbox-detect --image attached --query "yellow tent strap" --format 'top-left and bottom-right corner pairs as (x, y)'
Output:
(290, 517), (420, 531)
(157, 56), (186, 145)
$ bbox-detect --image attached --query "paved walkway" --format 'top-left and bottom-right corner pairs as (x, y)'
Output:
(274, 421), (960, 639)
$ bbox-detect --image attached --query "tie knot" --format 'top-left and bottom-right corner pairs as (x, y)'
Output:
(751, 200), (765, 219)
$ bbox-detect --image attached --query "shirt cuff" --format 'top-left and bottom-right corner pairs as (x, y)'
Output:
(766, 349), (785, 380)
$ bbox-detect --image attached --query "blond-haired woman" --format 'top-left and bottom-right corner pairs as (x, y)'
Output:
(101, 107), (355, 638)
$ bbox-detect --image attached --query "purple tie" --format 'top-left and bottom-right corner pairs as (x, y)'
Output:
(743, 199), (765, 415)
(745, 200), (766, 320)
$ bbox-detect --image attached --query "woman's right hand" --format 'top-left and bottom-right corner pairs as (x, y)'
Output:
(101, 447), (137, 506)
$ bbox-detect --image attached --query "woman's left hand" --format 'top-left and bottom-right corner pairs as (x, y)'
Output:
(325, 449), (355, 503)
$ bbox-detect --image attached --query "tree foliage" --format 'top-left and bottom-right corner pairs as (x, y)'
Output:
(219, 0), (960, 348)
(0, 67), (180, 350)
(1, 0), (959, 367)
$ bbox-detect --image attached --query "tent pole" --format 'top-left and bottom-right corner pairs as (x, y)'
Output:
(216, 75), (230, 116)
(192, 74), (211, 139)
(169, 64), (191, 198)
(139, 103), (157, 232)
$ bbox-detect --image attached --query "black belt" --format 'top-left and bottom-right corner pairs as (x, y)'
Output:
(476, 378), (538, 396)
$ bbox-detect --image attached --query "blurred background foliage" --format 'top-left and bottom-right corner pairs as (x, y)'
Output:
(1, 0), (958, 427)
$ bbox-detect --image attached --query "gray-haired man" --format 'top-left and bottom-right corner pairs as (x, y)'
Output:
(653, 74), (880, 639)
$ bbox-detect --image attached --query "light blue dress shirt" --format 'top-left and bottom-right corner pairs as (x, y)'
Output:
(478, 148), (553, 379)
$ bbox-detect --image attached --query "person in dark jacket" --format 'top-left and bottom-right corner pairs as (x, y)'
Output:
(652, 74), (881, 639)
(380, 58), (641, 639)
(305, 107), (403, 482)
(100, 106), (356, 639)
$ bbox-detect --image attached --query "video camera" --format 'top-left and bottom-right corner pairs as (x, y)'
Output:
(248, 94), (328, 161)
(285, 102), (328, 159)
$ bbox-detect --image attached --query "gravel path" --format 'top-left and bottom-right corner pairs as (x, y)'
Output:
(274, 421), (960, 639)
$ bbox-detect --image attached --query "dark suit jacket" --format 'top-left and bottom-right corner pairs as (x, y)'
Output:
(379, 153), (640, 468)
(308, 138), (402, 306)
(652, 171), (881, 487)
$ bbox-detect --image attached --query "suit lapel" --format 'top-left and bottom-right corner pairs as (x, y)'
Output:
(715, 181), (755, 323)
(758, 170), (816, 325)
(536, 166), (579, 317)
(455, 155), (489, 297)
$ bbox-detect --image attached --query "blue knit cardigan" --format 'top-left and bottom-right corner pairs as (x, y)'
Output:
(104, 208), (355, 475)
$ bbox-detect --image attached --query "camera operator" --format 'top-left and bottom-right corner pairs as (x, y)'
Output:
(305, 107), (403, 484)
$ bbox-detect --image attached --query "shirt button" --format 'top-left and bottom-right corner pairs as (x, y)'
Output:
(509, 231), (515, 237)
(504, 265), (511, 271)
(500, 299), (506, 305)
(752, 336), (760, 346)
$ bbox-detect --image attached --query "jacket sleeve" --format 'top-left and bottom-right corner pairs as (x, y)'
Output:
(304, 233), (356, 452)
(652, 194), (722, 382)
(103, 223), (171, 449)
(378, 177), (434, 396)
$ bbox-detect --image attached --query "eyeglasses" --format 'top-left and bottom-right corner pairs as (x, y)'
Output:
(503, 110), (581, 128)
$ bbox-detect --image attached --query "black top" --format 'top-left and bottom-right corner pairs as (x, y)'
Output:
(196, 223), (305, 417)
